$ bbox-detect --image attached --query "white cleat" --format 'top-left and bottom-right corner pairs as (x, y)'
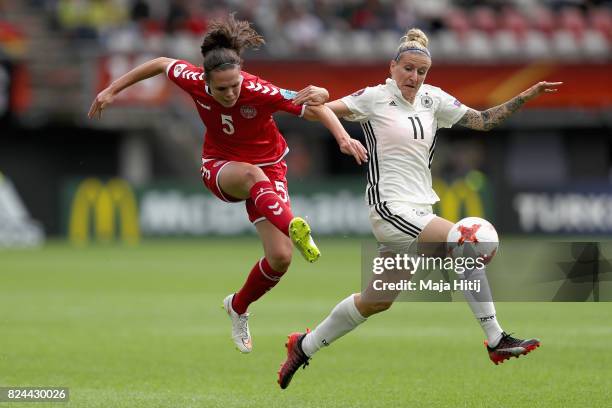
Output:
(222, 294), (252, 353)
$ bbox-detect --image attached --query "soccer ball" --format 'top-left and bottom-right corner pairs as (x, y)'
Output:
(446, 217), (499, 265)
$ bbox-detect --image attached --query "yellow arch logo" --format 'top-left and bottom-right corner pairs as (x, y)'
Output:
(69, 178), (140, 245)
(433, 176), (485, 222)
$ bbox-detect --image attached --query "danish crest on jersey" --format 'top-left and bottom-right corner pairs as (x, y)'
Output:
(280, 88), (297, 100)
(240, 105), (257, 119)
(420, 94), (433, 108)
(173, 63), (187, 78)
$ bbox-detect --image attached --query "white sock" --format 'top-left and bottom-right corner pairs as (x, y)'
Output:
(461, 267), (504, 347)
(301, 294), (367, 357)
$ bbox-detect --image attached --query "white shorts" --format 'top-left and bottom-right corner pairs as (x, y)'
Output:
(369, 201), (437, 254)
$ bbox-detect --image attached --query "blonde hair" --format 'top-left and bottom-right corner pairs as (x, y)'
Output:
(395, 28), (430, 60)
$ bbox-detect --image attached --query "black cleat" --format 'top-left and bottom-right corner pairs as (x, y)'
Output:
(277, 330), (310, 389)
(486, 332), (541, 365)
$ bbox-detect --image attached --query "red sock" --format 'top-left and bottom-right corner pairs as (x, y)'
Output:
(232, 258), (285, 314)
(249, 181), (294, 236)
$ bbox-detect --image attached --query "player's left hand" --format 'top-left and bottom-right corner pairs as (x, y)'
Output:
(522, 81), (563, 101)
(293, 85), (329, 106)
(339, 137), (368, 165)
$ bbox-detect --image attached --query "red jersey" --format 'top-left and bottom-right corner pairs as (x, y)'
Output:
(166, 59), (305, 165)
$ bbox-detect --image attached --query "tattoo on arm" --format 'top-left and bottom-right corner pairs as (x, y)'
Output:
(456, 109), (484, 129)
(456, 94), (526, 131)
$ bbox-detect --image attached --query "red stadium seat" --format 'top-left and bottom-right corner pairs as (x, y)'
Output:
(472, 6), (498, 35)
(559, 7), (587, 40)
(530, 6), (556, 36)
(444, 8), (470, 39)
(589, 7), (612, 40)
(501, 7), (529, 41)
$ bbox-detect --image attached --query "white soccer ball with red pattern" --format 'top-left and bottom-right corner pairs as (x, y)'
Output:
(446, 217), (499, 265)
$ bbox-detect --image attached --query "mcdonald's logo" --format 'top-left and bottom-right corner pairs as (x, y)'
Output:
(433, 172), (486, 222)
(69, 178), (140, 245)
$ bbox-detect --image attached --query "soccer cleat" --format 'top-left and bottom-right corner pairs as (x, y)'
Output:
(277, 330), (311, 389)
(222, 294), (252, 353)
(289, 217), (320, 263)
(485, 332), (540, 365)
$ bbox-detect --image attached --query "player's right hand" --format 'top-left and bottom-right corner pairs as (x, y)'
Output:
(88, 87), (115, 119)
(339, 137), (368, 165)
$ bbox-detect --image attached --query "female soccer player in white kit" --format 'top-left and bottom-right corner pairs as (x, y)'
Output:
(278, 28), (562, 388)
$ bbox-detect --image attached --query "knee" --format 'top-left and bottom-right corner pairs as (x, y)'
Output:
(243, 165), (267, 189)
(267, 249), (292, 273)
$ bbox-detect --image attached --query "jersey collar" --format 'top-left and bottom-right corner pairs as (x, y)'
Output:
(385, 78), (417, 108)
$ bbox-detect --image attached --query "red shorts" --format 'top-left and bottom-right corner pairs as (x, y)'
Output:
(200, 159), (290, 223)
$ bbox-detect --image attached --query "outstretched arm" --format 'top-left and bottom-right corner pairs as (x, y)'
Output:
(88, 57), (175, 119)
(456, 81), (563, 131)
(303, 104), (368, 165)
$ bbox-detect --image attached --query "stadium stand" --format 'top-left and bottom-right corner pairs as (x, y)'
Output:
(32, 0), (610, 61)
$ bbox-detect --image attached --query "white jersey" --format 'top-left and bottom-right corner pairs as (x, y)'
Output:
(342, 78), (468, 206)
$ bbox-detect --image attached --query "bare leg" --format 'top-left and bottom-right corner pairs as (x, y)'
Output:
(419, 216), (503, 346)
(217, 161), (269, 199)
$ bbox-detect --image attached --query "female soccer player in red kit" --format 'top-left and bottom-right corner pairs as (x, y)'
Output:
(88, 14), (367, 354)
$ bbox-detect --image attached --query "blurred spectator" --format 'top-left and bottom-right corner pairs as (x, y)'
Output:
(56, 0), (94, 39)
(281, 3), (324, 52)
(165, 0), (189, 33)
(0, 27), (25, 58)
(57, 0), (127, 40)
(350, 0), (395, 31)
(130, 0), (149, 22)
(311, 0), (344, 30)
(393, 1), (417, 33)
(0, 2), (27, 58)
(88, 0), (127, 33)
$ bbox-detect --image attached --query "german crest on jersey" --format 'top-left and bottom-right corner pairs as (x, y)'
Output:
(240, 105), (257, 119)
(420, 94), (433, 108)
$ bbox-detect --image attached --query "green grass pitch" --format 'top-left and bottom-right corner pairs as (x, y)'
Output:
(1, 238), (611, 407)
